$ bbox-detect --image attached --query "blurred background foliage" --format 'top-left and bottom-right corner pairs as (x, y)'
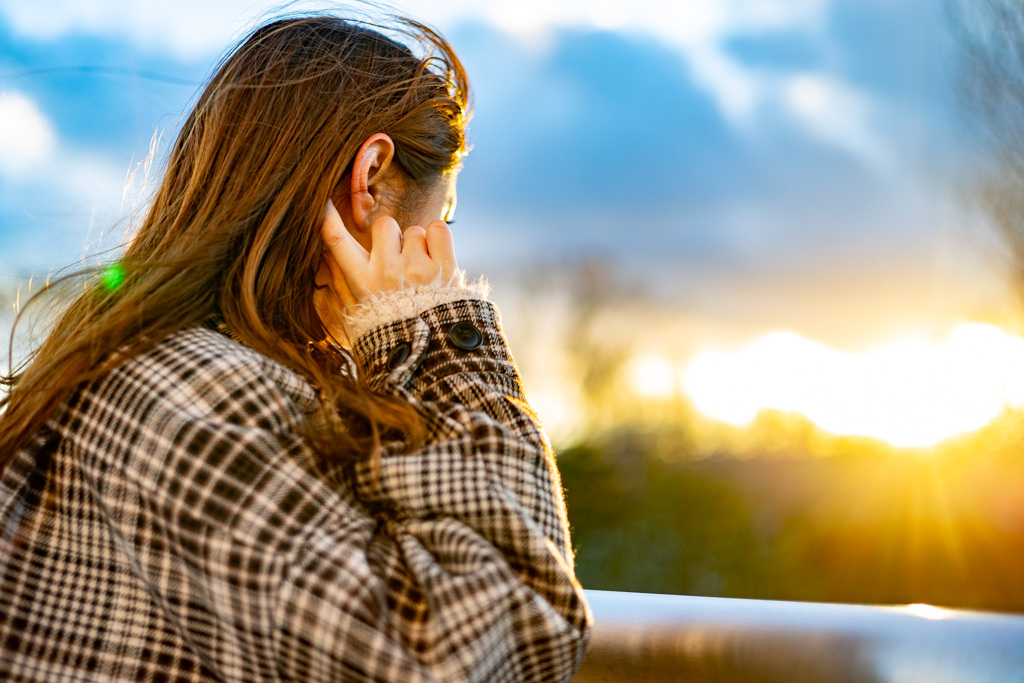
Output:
(558, 414), (1024, 611)
(496, 259), (1024, 613)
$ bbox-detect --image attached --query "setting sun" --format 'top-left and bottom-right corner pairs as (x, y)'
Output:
(677, 323), (1024, 448)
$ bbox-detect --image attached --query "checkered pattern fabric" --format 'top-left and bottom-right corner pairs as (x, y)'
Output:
(0, 299), (591, 682)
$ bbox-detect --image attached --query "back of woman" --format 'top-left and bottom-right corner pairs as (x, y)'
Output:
(0, 15), (590, 682)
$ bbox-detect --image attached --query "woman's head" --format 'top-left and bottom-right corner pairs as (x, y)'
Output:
(141, 15), (470, 342)
(1, 14), (471, 468)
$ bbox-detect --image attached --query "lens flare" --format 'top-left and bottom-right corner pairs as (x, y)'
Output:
(100, 263), (126, 292)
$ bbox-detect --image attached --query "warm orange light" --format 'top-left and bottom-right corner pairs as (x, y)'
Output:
(629, 355), (677, 398)
(678, 323), (1024, 448)
(905, 603), (947, 620)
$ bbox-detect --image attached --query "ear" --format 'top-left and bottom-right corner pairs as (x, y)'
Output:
(349, 133), (396, 233)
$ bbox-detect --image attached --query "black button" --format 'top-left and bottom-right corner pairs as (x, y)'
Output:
(448, 321), (483, 351)
(386, 342), (412, 370)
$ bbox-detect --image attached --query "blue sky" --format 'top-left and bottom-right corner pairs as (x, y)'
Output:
(0, 0), (1008, 346)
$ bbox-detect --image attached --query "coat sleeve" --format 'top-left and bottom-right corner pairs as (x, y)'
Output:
(272, 299), (591, 682)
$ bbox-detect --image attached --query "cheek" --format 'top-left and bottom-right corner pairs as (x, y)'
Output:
(417, 197), (448, 226)
(407, 185), (451, 227)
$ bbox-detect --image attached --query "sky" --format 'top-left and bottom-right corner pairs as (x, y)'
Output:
(0, 0), (1013, 350)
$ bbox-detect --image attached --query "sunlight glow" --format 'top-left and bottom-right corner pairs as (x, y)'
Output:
(679, 323), (1024, 448)
(522, 378), (584, 448)
(905, 603), (947, 621)
(630, 355), (677, 398)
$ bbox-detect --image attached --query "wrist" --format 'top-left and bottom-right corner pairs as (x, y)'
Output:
(339, 269), (490, 346)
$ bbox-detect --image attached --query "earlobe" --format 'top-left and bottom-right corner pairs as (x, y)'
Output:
(349, 133), (396, 232)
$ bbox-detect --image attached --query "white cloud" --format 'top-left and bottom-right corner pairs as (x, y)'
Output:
(397, 0), (827, 45)
(400, 0), (829, 122)
(0, 91), (57, 177)
(0, 0), (269, 60)
(0, 0), (731, 55)
(782, 73), (893, 173)
(0, 0), (892, 169)
(0, 91), (149, 268)
(0, 92), (127, 202)
(0, 0), (828, 111)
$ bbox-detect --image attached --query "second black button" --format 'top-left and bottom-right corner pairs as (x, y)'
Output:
(448, 321), (483, 351)
(386, 341), (412, 370)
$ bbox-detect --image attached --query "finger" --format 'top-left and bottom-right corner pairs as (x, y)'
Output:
(401, 225), (428, 256)
(401, 225), (440, 283)
(323, 252), (357, 308)
(425, 220), (458, 279)
(321, 199), (369, 278)
(369, 215), (403, 264)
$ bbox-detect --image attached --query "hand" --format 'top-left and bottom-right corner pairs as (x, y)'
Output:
(315, 199), (459, 326)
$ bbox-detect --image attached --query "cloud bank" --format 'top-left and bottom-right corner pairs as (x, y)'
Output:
(0, 0), (986, 337)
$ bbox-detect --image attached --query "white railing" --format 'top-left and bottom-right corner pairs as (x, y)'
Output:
(574, 590), (1024, 682)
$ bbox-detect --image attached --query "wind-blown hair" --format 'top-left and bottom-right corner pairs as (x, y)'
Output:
(0, 15), (472, 471)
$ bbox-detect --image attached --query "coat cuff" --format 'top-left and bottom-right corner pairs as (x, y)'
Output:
(341, 270), (490, 345)
(352, 299), (517, 393)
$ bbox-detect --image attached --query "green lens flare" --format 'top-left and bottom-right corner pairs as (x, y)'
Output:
(100, 263), (126, 292)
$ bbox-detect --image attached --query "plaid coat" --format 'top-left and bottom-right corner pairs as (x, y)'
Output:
(0, 299), (591, 682)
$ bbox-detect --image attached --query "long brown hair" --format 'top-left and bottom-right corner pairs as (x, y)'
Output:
(0, 14), (471, 472)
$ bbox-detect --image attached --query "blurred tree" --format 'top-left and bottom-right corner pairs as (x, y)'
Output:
(948, 0), (1024, 304)
(559, 431), (762, 597)
(559, 415), (1024, 612)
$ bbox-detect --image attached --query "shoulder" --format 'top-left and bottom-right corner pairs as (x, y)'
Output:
(59, 325), (341, 546)
(49, 325), (324, 482)
(104, 324), (319, 432)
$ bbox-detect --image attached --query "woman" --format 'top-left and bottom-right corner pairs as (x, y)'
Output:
(0, 14), (591, 682)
